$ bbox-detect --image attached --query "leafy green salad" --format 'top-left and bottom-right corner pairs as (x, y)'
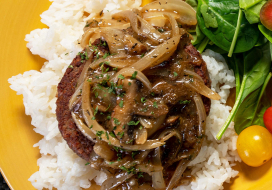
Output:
(185, 0), (272, 139)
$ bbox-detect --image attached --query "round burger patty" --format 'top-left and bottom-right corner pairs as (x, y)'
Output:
(56, 37), (211, 161)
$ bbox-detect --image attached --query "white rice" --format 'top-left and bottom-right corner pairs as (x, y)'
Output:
(8, 0), (241, 189)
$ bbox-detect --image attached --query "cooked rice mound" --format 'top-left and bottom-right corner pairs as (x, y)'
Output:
(8, 0), (241, 190)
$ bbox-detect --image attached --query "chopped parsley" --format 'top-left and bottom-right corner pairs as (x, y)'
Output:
(85, 162), (90, 165)
(106, 132), (109, 140)
(109, 131), (116, 138)
(68, 65), (73, 69)
(87, 78), (92, 82)
(103, 52), (110, 59)
(96, 131), (104, 140)
(126, 139), (133, 144)
(140, 53), (145, 58)
(117, 132), (124, 138)
(127, 121), (140, 125)
(93, 107), (98, 116)
(119, 166), (136, 174)
(179, 100), (191, 104)
(138, 172), (144, 178)
(119, 100), (124, 108)
(141, 97), (146, 103)
(153, 101), (158, 108)
(150, 92), (155, 96)
(139, 126), (143, 130)
(158, 28), (165, 33)
(130, 71), (138, 80)
(89, 125), (93, 129)
(118, 74), (125, 80)
(78, 51), (89, 63)
(107, 115), (111, 120)
(128, 82), (131, 86)
(113, 118), (121, 125)
(132, 151), (138, 160)
(173, 72), (178, 77)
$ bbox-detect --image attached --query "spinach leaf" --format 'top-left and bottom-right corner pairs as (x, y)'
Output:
(185, 0), (198, 11)
(255, 32), (268, 46)
(197, 37), (210, 53)
(234, 73), (272, 134)
(259, 24), (272, 43)
(239, 0), (265, 9)
(191, 25), (206, 45)
(197, 0), (260, 53)
(243, 1), (266, 24)
(217, 43), (271, 140)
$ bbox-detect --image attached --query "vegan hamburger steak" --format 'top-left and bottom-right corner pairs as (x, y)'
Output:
(56, 3), (222, 189)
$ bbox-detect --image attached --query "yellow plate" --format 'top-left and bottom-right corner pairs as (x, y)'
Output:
(1, 0), (272, 190)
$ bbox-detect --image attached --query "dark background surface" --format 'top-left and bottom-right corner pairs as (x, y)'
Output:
(0, 173), (10, 190)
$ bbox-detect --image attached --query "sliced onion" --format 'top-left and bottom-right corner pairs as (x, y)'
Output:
(166, 160), (190, 190)
(93, 141), (115, 161)
(81, 28), (101, 48)
(177, 77), (221, 100)
(101, 171), (134, 190)
(100, 28), (126, 54)
(69, 82), (83, 110)
(84, 19), (130, 32)
(143, 11), (179, 21)
(193, 94), (206, 137)
(184, 69), (204, 82)
(141, 0), (197, 26)
(152, 146), (166, 189)
(71, 112), (97, 143)
(113, 10), (140, 34)
(163, 13), (179, 37)
(112, 67), (152, 90)
(89, 53), (138, 69)
(131, 35), (181, 71)
(137, 16), (166, 44)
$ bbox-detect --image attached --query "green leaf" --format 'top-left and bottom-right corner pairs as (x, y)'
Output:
(197, 0), (260, 53)
(239, 0), (264, 9)
(234, 73), (271, 134)
(217, 43), (271, 139)
(200, 4), (218, 28)
(191, 25), (206, 45)
(259, 24), (272, 43)
(185, 0), (198, 10)
(241, 43), (271, 100)
(243, 1), (266, 24)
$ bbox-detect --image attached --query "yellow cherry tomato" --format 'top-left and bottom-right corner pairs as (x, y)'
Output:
(237, 125), (272, 167)
(141, 0), (154, 6)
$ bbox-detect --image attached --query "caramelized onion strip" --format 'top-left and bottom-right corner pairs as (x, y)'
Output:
(141, 0), (197, 26)
(101, 171), (134, 190)
(152, 147), (166, 189)
(69, 82), (83, 110)
(113, 67), (152, 90)
(71, 112), (97, 143)
(89, 53), (138, 69)
(178, 77), (221, 100)
(166, 160), (190, 190)
(163, 13), (179, 37)
(131, 35), (181, 71)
